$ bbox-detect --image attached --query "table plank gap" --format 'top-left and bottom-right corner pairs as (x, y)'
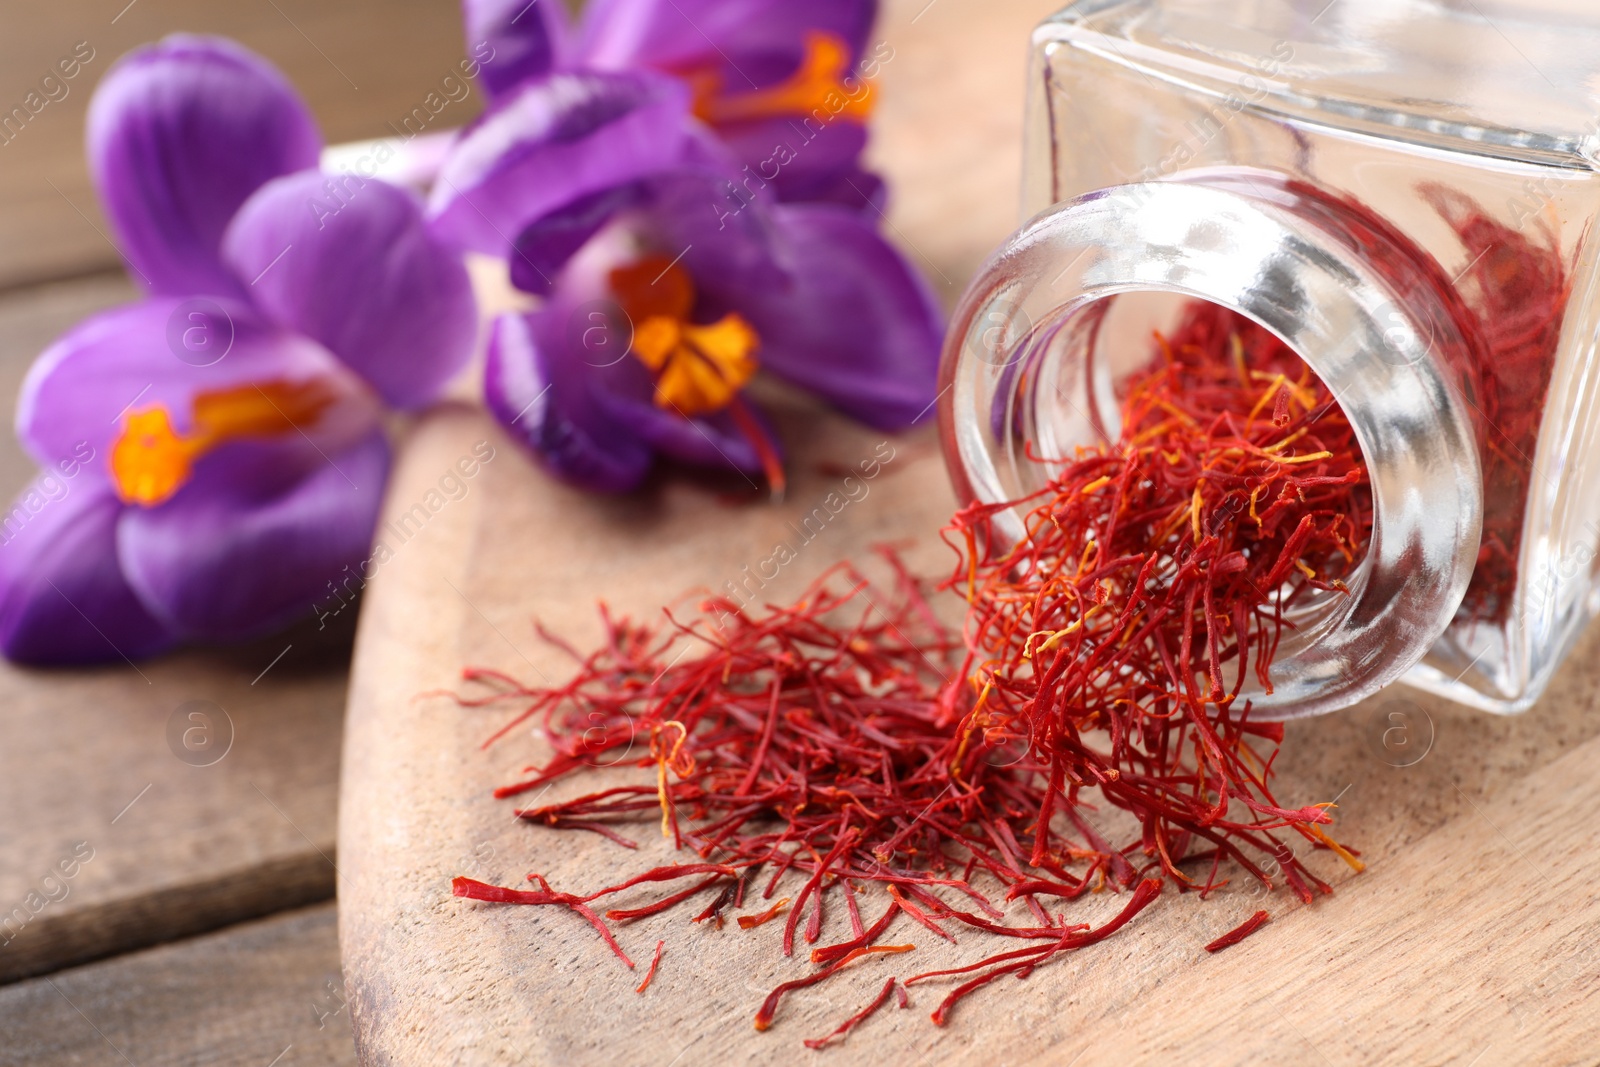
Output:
(0, 902), (355, 1067)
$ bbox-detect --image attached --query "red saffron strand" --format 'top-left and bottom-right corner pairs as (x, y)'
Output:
(885, 884), (956, 944)
(753, 945), (915, 1032)
(1204, 910), (1271, 953)
(635, 940), (665, 994)
(925, 879), (1163, 1028)
(451, 877), (635, 969)
(810, 902), (899, 965)
(738, 898), (791, 930)
(576, 863), (738, 903)
(692, 863), (761, 928)
(843, 879), (865, 938)
(605, 874), (727, 921)
(802, 977), (900, 1050)
(1420, 185), (1568, 624)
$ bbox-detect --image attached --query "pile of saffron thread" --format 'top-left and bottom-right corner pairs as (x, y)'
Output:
(1419, 185), (1569, 624)
(451, 300), (1375, 1044)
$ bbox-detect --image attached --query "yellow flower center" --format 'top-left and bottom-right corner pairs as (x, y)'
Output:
(610, 256), (760, 416)
(689, 32), (874, 127)
(109, 378), (341, 506)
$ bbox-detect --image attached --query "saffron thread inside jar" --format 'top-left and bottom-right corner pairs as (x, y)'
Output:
(1419, 185), (1570, 625)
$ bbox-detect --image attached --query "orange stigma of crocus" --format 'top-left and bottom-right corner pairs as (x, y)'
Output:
(690, 32), (873, 127)
(110, 378), (340, 506)
(610, 256), (760, 417)
(610, 255), (785, 499)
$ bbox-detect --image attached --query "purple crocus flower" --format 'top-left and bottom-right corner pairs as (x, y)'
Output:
(0, 36), (475, 664)
(432, 0), (886, 254)
(480, 170), (942, 494)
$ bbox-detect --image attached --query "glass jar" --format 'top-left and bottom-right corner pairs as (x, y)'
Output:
(940, 0), (1600, 716)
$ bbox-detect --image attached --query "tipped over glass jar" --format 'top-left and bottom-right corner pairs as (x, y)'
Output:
(941, 0), (1600, 716)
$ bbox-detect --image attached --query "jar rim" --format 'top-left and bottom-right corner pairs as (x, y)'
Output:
(939, 176), (1484, 718)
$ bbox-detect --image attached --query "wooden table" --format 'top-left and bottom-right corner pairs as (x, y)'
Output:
(13, 0), (1597, 1063)
(339, 390), (1600, 1067)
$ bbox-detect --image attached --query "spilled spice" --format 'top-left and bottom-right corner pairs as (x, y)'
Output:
(737, 898), (790, 930)
(451, 298), (1372, 1042)
(802, 975), (902, 1050)
(950, 301), (1372, 897)
(1204, 909), (1271, 953)
(634, 939), (665, 994)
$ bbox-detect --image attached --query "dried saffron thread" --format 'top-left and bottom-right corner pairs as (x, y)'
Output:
(739, 898), (791, 930)
(635, 940), (665, 993)
(451, 300), (1373, 1040)
(452, 876), (637, 968)
(1419, 185), (1569, 625)
(802, 977), (900, 1050)
(919, 878), (1163, 1028)
(947, 301), (1371, 903)
(1203, 910), (1270, 953)
(605, 874), (725, 920)
(693, 863), (760, 927)
(811, 902), (898, 965)
(1253, 177), (1571, 627)
(755, 945), (915, 1032)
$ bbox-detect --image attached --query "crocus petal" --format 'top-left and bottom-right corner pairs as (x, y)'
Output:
(221, 172), (476, 410)
(506, 161), (783, 297)
(465, 0), (569, 99)
(507, 183), (651, 296)
(87, 35), (322, 298)
(715, 118), (880, 209)
(486, 311), (658, 492)
(595, 377), (766, 474)
(427, 70), (694, 254)
(717, 204), (943, 429)
(16, 298), (382, 488)
(116, 430), (390, 641)
(578, 0), (875, 81)
(648, 172), (798, 296)
(0, 478), (177, 665)
(791, 165), (887, 216)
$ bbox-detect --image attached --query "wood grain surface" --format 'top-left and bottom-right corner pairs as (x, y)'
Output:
(0, 0), (475, 292)
(0, 902), (355, 1067)
(338, 394), (1600, 1066)
(0, 275), (351, 985)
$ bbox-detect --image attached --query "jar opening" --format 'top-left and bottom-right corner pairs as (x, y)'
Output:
(940, 178), (1484, 717)
(1009, 291), (1374, 690)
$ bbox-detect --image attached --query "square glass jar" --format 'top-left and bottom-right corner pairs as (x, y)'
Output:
(944, 0), (1600, 713)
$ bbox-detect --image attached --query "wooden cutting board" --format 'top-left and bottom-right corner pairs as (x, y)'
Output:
(339, 399), (1600, 1066)
(337, 1), (1600, 1060)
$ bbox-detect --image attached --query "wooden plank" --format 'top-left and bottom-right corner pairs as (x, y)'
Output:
(337, 399), (1600, 1066)
(1040, 729), (1600, 1067)
(338, 401), (964, 1065)
(0, 624), (351, 987)
(0, 0), (475, 290)
(0, 902), (356, 1066)
(0, 275), (350, 983)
